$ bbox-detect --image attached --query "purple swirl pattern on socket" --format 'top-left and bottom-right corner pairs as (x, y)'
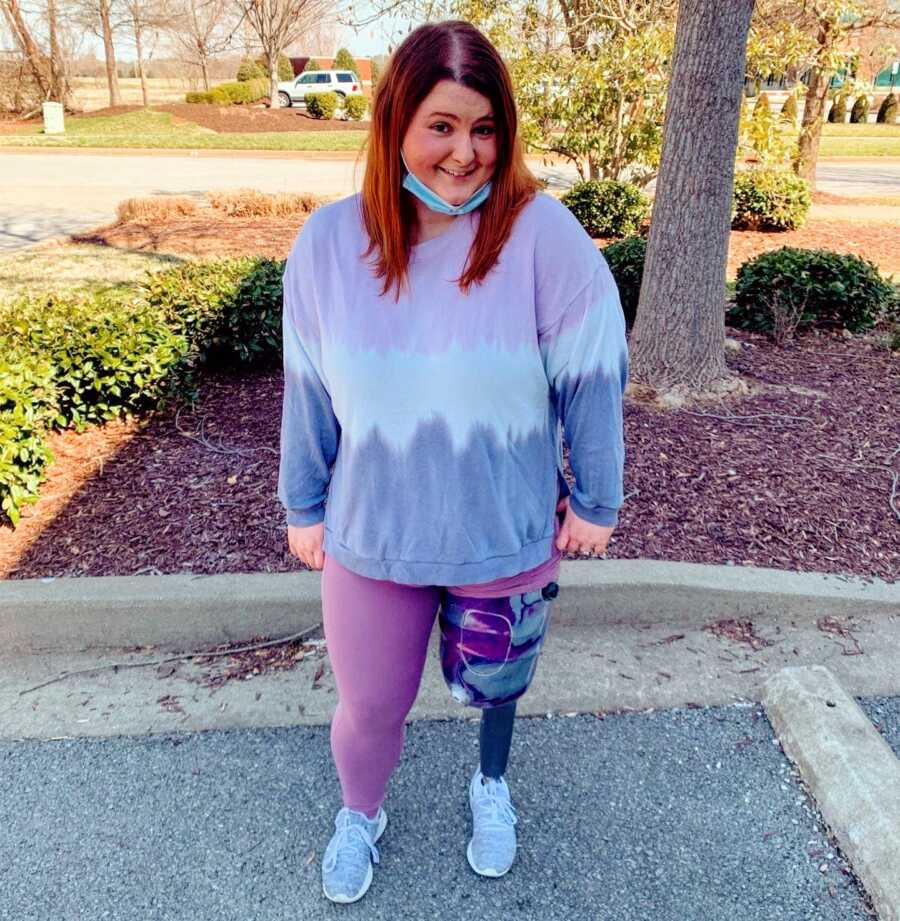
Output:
(438, 584), (557, 709)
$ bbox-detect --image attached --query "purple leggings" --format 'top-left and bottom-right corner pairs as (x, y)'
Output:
(321, 552), (559, 816)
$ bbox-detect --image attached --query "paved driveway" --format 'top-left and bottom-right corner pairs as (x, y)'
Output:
(1, 150), (898, 254)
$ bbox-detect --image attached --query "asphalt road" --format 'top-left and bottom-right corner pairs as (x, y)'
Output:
(1, 151), (898, 254)
(3, 698), (896, 920)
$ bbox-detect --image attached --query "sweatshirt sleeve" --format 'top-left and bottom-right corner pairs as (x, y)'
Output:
(535, 200), (629, 528)
(277, 220), (341, 527)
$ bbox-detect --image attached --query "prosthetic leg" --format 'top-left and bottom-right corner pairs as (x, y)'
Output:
(439, 582), (560, 776)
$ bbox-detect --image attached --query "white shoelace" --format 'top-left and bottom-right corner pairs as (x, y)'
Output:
(322, 813), (380, 873)
(474, 782), (518, 831)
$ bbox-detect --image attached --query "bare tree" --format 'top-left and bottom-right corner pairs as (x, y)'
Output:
(233, 0), (331, 106)
(1, 0), (74, 105)
(166, 0), (240, 90)
(66, 0), (129, 106)
(630, 0), (755, 394)
(120, 0), (168, 104)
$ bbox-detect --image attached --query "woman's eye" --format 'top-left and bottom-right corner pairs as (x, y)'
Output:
(475, 125), (495, 136)
(431, 122), (450, 133)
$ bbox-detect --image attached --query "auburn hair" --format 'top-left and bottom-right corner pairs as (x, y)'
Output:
(360, 20), (541, 301)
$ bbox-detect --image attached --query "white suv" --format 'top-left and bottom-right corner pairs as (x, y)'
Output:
(277, 70), (363, 107)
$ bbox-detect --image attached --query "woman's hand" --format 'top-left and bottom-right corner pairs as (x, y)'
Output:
(555, 496), (614, 557)
(287, 522), (326, 571)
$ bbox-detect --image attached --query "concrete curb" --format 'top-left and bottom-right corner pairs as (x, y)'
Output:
(2, 559), (898, 654)
(762, 665), (900, 921)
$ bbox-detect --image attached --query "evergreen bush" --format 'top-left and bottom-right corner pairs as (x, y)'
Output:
(780, 94), (798, 123)
(560, 180), (650, 238)
(305, 91), (339, 120)
(849, 95), (870, 123)
(344, 95), (368, 120)
(827, 94), (847, 123)
(601, 235), (646, 329)
(731, 247), (898, 340)
(237, 57), (266, 81)
(334, 48), (359, 79)
(732, 168), (811, 232)
(877, 93), (898, 124)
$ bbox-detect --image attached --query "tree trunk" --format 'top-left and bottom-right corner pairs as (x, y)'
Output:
(793, 64), (828, 190)
(268, 52), (279, 108)
(630, 0), (755, 393)
(132, 11), (149, 107)
(99, 0), (122, 107)
(199, 53), (210, 91)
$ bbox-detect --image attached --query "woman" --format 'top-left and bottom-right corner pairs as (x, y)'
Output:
(277, 20), (628, 904)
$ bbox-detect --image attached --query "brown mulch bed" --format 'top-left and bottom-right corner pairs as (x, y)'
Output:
(72, 213), (900, 278)
(1, 328), (897, 584)
(70, 103), (366, 133)
(71, 215), (310, 258)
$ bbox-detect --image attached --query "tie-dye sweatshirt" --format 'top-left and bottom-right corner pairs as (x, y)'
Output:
(277, 191), (628, 586)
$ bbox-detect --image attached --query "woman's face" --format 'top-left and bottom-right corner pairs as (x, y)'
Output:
(401, 79), (498, 207)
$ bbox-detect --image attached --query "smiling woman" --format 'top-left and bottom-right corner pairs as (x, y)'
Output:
(277, 19), (628, 906)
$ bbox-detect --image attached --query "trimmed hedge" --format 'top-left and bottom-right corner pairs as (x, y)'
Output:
(732, 168), (811, 231)
(344, 95), (368, 120)
(730, 247), (898, 340)
(0, 257), (287, 526)
(305, 91), (339, 120)
(561, 180), (649, 238)
(849, 95), (870, 124)
(877, 94), (898, 124)
(186, 79), (269, 105)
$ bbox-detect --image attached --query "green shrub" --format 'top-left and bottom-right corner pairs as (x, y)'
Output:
(561, 180), (650, 238)
(136, 257), (285, 369)
(753, 94), (770, 116)
(780, 94), (798, 123)
(344, 95), (368, 120)
(303, 58), (321, 72)
(849, 95), (870, 123)
(237, 57), (266, 81)
(602, 235), (646, 330)
(334, 48), (359, 79)
(185, 90), (213, 104)
(828, 94), (847, 123)
(305, 91), (339, 120)
(0, 291), (191, 431)
(732, 168), (811, 232)
(250, 55), (293, 82)
(209, 85), (232, 105)
(877, 93), (898, 124)
(0, 349), (56, 526)
(730, 247), (898, 341)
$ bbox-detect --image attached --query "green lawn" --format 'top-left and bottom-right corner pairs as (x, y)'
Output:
(1, 107), (897, 157)
(0, 109), (368, 152)
(0, 244), (187, 304)
(821, 123), (900, 137)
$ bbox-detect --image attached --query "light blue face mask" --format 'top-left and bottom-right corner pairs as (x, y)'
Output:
(400, 152), (492, 216)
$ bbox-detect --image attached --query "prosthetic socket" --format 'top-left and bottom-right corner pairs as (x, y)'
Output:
(439, 581), (559, 709)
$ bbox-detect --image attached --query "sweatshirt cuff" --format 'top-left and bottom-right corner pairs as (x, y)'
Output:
(569, 496), (619, 528)
(286, 503), (326, 527)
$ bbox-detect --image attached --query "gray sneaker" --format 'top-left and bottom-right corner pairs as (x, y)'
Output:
(467, 769), (518, 877)
(321, 806), (388, 904)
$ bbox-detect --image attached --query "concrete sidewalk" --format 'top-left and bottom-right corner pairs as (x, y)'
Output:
(2, 559), (899, 919)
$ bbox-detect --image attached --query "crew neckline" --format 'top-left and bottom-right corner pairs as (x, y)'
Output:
(410, 211), (475, 255)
